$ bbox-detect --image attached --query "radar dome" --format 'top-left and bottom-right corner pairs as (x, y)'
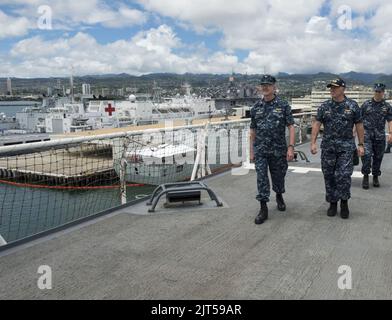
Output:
(129, 94), (136, 102)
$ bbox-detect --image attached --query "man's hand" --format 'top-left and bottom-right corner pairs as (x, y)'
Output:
(357, 145), (365, 157)
(388, 133), (392, 144)
(250, 150), (255, 163)
(311, 142), (318, 155)
(287, 147), (294, 162)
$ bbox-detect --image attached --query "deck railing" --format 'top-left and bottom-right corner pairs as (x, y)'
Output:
(0, 114), (313, 247)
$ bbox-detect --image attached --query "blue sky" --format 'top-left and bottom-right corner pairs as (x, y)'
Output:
(0, 0), (391, 77)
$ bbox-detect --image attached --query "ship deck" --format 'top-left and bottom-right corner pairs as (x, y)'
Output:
(1, 141), (392, 299)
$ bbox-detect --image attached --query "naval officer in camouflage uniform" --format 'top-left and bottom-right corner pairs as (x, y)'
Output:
(311, 79), (365, 219)
(360, 83), (392, 189)
(250, 75), (295, 225)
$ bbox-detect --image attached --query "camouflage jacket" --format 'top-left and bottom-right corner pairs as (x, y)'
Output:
(361, 99), (392, 140)
(250, 95), (294, 155)
(316, 96), (362, 151)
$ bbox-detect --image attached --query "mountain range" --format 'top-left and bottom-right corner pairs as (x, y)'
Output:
(2, 71), (392, 93)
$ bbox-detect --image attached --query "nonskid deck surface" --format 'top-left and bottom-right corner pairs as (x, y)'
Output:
(1, 141), (392, 299)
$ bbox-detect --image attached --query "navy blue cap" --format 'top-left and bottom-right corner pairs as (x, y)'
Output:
(260, 74), (276, 85)
(327, 78), (346, 88)
(374, 83), (386, 92)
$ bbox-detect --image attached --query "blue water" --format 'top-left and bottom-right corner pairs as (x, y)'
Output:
(0, 102), (39, 117)
(0, 184), (155, 243)
(0, 100), (156, 244)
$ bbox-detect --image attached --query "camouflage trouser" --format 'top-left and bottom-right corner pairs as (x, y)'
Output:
(321, 149), (354, 203)
(255, 153), (288, 203)
(361, 138), (386, 177)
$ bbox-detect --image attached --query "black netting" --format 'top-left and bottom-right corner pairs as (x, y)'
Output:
(0, 121), (251, 244)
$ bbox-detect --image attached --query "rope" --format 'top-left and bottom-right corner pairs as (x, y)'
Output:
(0, 179), (144, 190)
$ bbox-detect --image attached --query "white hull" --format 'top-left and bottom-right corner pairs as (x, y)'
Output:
(116, 163), (194, 185)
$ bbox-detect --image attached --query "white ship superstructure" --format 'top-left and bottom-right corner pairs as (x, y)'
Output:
(80, 93), (220, 131)
(85, 100), (117, 129)
(291, 96), (312, 113)
(16, 106), (48, 133)
(164, 94), (217, 118)
(14, 84), (221, 134)
(45, 103), (91, 134)
(311, 90), (373, 110)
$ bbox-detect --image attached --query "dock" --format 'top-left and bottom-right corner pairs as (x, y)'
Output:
(0, 143), (114, 186)
(1, 141), (392, 299)
(0, 116), (246, 185)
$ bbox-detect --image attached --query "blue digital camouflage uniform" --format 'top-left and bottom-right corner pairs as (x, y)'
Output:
(316, 96), (362, 203)
(360, 99), (392, 176)
(250, 95), (294, 203)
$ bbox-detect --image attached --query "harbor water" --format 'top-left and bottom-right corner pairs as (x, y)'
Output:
(0, 183), (156, 243)
(0, 102), (39, 117)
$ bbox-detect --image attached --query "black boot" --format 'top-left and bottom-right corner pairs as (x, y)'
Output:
(276, 193), (286, 212)
(255, 202), (268, 225)
(373, 176), (380, 187)
(385, 144), (391, 153)
(340, 200), (349, 219)
(327, 202), (337, 217)
(362, 174), (369, 190)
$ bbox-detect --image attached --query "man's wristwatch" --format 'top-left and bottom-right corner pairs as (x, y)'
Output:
(358, 143), (364, 147)
(288, 144), (295, 149)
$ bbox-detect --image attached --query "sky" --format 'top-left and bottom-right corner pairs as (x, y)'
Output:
(0, 0), (392, 78)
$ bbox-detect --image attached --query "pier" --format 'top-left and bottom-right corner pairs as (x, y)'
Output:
(0, 143), (115, 186)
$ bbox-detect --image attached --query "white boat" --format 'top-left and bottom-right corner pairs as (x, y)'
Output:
(114, 143), (196, 185)
(14, 85), (221, 134)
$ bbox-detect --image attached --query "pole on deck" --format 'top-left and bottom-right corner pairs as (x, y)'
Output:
(0, 234), (7, 246)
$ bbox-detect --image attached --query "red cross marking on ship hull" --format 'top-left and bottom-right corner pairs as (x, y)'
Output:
(105, 103), (115, 116)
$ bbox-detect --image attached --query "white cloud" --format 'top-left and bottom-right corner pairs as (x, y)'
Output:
(0, 0), (148, 33)
(3, 25), (245, 77)
(106, 7), (147, 27)
(243, 31), (392, 75)
(366, 3), (392, 37)
(134, 0), (392, 74)
(132, 25), (180, 53)
(305, 16), (332, 34)
(3, 0), (392, 76)
(0, 10), (31, 38)
(138, 0), (326, 50)
(329, 0), (384, 15)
